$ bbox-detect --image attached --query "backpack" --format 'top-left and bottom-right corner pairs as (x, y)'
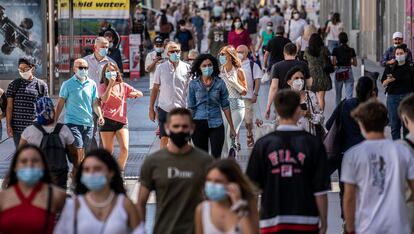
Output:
(34, 123), (68, 171)
(11, 78), (45, 98)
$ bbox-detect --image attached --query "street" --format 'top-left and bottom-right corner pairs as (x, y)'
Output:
(0, 58), (385, 233)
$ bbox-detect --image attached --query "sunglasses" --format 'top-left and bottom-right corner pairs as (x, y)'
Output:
(77, 66), (89, 70)
(169, 50), (181, 53)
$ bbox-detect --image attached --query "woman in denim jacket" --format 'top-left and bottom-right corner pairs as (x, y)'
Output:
(188, 54), (236, 158)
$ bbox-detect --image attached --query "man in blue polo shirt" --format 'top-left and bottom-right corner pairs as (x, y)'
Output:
(55, 58), (104, 161)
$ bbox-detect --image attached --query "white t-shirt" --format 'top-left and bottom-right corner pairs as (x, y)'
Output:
(145, 50), (166, 90)
(21, 123), (75, 147)
(326, 22), (343, 41)
(153, 60), (191, 112)
(341, 139), (414, 234)
(286, 19), (307, 42)
(241, 60), (262, 99)
(295, 36), (309, 52)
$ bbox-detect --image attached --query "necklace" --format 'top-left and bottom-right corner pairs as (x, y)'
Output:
(86, 191), (115, 208)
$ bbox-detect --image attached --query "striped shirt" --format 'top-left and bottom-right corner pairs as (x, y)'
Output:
(6, 77), (48, 133)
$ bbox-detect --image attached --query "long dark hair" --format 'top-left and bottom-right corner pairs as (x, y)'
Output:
(307, 33), (324, 57)
(356, 76), (375, 103)
(331, 13), (341, 25)
(206, 159), (257, 213)
(231, 17), (244, 31)
(285, 66), (305, 85)
(189, 54), (220, 78)
(75, 149), (126, 195)
(100, 62), (123, 85)
(5, 144), (53, 188)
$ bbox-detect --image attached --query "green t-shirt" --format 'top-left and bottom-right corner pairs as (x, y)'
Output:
(208, 27), (227, 57)
(261, 31), (275, 47)
(140, 147), (213, 234)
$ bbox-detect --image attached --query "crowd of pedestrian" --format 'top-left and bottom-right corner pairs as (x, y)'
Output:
(2, 1), (414, 234)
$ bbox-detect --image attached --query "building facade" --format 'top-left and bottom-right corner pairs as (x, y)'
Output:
(320, 0), (409, 63)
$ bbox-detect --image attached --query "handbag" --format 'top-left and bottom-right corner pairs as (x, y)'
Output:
(323, 100), (345, 175)
(305, 92), (326, 139)
(335, 68), (350, 81)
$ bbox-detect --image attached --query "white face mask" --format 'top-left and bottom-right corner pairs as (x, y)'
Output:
(237, 52), (244, 61)
(292, 79), (304, 91)
(19, 69), (32, 80)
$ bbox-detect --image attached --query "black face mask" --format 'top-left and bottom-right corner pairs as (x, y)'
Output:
(169, 131), (191, 148)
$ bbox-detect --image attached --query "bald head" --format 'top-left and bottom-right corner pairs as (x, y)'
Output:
(236, 45), (249, 61)
(73, 58), (88, 74)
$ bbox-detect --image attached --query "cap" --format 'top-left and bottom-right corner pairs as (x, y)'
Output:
(393, 32), (403, 39)
(154, 36), (164, 44)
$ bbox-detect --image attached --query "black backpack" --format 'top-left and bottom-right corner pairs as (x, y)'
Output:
(34, 123), (68, 171)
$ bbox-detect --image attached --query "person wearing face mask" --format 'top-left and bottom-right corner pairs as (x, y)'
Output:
(381, 45), (414, 140)
(98, 63), (143, 173)
(246, 90), (330, 234)
(188, 54), (236, 158)
(195, 159), (260, 234)
(83, 37), (116, 151)
(149, 42), (191, 148)
(227, 18), (256, 60)
(208, 17), (227, 57)
(237, 45), (262, 147)
(341, 101), (414, 234)
(191, 10), (205, 53)
(0, 144), (67, 234)
(224, 14), (234, 33)
(258, 10), (271, 35)
(145, 36), (166, 91)
(187, 49), (199, 65)
(381, 32), (413, 67)
(285, 9), (307, 42)
(285, 67), (324, 138)
(55, 58), (104, 161)
(104, 31), (123, 73)
(218, 46), (247, 157)
(6, 57), (48, 147)
(138, 108), (213, 234)
(98, 21), (120, 49)
(54, 149), (143, 234)
(256, 21), (275, 55)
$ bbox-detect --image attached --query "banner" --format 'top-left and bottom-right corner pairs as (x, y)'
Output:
(58, 0), (129, 19)
(129, 34), (140, 79)
(0, 0), (46, 80)
(57, 0), (130, 73)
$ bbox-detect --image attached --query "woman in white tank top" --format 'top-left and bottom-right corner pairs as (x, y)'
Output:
(195, 159), (259, 234)
(54, 149), (143, 234)
(218, 46), (248, 157)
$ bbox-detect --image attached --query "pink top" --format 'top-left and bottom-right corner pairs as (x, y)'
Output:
(228, 29), (252, 49)
(98, 82), (136, 124)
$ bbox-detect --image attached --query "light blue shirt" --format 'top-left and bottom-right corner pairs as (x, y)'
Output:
(59, 75), (97, 127)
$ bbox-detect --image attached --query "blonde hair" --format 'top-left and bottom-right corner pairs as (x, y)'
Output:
(303, 25), (317, 41)
(95, 36), (109, 46)
(220, 45), (241, 68)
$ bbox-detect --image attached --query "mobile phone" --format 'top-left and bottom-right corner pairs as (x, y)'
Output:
(300, 103), (308, 111)
(156, 52), (162, 57)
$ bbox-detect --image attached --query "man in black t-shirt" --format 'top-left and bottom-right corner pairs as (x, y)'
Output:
(265, 43), (312, 119)
(247, 90), (330, 234)
(264, 26), (291, 71)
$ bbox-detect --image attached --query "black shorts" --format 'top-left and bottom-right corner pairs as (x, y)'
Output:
(100, 118), (128, 132)
(157, 107), (168, 138)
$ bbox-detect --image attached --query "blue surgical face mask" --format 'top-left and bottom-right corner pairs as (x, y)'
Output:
(396, 54), (406, 63)
(99, 48), (108, 57)
(204, 182), (227, 201)
(81, 172), (107, 191)
(105, 71), (118, 80)
(201, 66), (214, 77)
(16, 167), (44, 186)
(155, 47), (164, 53)
(219, 55), (227, 65)
(169, 52), (181, 62)
(76, 69), (88, 78)
(234, 22), (242, 28)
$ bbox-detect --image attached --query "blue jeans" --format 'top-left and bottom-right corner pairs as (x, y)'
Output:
(334, 67), (354, 106)
(66, 123), (94, 151)
(387, 94), (409, 140)
(328, 40), (339, 54)
(12, 132), (22, 148)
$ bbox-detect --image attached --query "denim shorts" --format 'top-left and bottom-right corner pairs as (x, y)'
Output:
(66, 123), (93, 149)
(157, 107), (168, 138)
(100, 118), (128, 132)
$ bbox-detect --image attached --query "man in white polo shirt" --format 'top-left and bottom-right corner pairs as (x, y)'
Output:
(149, 42), (191, 148)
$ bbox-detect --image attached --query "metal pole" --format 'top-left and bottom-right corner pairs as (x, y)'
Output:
(48, 0), (55, 96)
(69, 0), (74, 73)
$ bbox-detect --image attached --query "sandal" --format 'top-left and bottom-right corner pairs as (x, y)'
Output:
(247, 133), (254, 148)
